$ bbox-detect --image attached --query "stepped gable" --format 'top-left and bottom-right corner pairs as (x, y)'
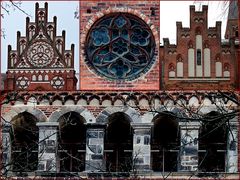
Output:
(4, 2), (77, 91)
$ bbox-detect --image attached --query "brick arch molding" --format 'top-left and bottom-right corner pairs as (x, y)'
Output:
(2, 106), (47, 125)
(96, 106), (141, 124)
(48, 106), (96, 123)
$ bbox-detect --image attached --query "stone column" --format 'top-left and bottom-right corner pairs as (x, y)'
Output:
(179, 122), (200, 171)
(2, 124), (12, 176)
(226, 120), (238, 173)
(132, 123), (152, 172)
(85, 124), (105, 172)
(37, 122), (59, 173)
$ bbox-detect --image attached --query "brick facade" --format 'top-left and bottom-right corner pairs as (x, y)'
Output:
(1, 1), (240, 179)
(161, 5), (238, 90)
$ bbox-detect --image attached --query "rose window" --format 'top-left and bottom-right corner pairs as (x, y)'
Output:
(51, 76), (64, 89)
(85, 13), (156, 80)
(16, 76), (30, 89)
(27, 41), (54, 67)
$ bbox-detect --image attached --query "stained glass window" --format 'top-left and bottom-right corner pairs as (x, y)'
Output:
(85, 13), (156, 80)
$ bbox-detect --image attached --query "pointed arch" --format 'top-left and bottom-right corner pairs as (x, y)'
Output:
(168, 63), (176, 78)
(176, 54), (183, 77)
(2, 106), (47, 124)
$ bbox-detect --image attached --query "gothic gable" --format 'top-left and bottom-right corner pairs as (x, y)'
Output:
(8, 3), (72, 70)
(5, 2), (77, 91)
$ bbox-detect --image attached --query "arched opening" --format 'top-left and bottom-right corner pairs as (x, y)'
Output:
(11, 112), (39, 175)
(235, 30), (238, 38)
(58, 112), (86, 172)
(105, 112), (133, 172)
(199, 111), (227, 172)
(151, 112), (179, 172)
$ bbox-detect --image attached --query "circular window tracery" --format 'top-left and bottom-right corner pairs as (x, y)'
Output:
(27, 41), (54, 67)
(16, 76), (30, 89)
(51, 76), (65, 89)
(85, 13), (156, 81)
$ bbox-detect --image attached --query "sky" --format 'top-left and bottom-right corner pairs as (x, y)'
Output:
(160, 1), (229, 44)
(0, 1), (229, 73)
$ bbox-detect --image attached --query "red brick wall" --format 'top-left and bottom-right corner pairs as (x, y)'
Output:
(5, 70), (76, 91)
(79, 0), (160, 91)
(237, 0), (240, 90)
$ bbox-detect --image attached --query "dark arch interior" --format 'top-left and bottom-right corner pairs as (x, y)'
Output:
(105, 112), (133, 172)
(151, 112), (179, 172)
(11, 112), (39, 174)
(59, 112), (86, 143)
(58, 112), (86, 172)
(199, 111), (227, 172)
(106, 112), (132, 144)
(235, 30), (238, 37)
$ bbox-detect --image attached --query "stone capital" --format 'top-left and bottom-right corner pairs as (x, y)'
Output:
(179, 121), (201, 129)
(131, 123), (153, 129)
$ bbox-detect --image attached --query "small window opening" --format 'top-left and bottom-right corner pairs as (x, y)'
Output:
(197, 49), (201, 65)
(150, 7), (156, 16)
(87, 9), (91, 14)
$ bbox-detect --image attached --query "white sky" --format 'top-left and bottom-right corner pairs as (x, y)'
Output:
(160, 1), (229, 44)
(1, 1), (229, 73)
